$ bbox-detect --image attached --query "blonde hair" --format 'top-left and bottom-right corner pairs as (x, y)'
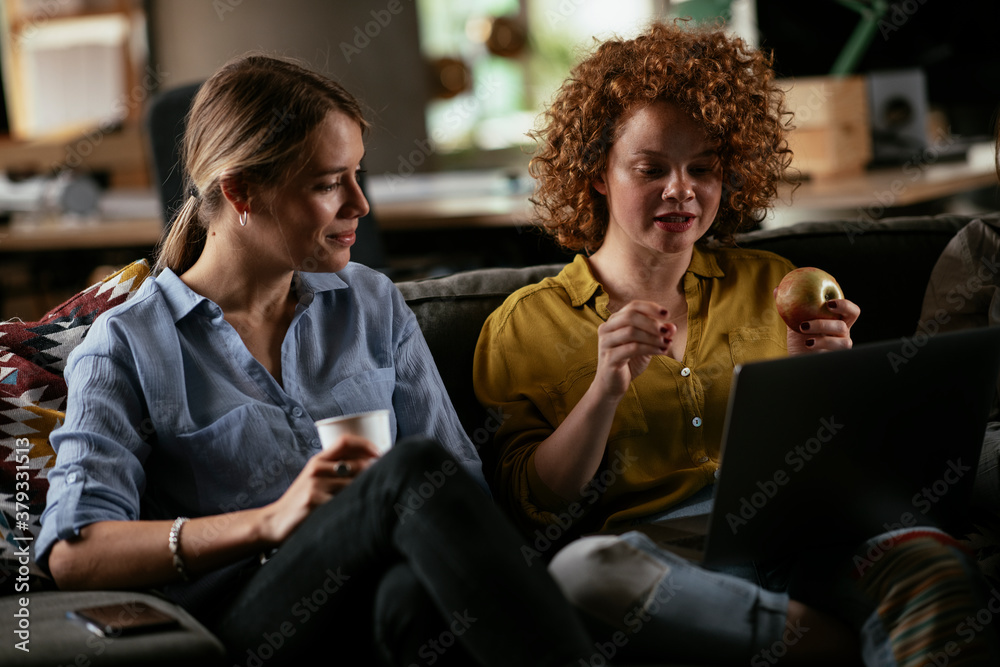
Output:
(154, 53), (369, 274)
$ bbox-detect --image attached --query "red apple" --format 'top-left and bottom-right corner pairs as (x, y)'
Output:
(774, 267), (844, 331)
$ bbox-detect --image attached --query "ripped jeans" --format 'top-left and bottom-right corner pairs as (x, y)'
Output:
(549, 487), (998, 666)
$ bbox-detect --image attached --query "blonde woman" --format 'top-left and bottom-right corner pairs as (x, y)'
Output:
(38, 54), (592, 667)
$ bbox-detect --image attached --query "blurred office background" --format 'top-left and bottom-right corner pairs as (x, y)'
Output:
(0, 0), (998, 316)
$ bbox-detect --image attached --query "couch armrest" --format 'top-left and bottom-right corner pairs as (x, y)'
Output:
(0, 590), (225, 666)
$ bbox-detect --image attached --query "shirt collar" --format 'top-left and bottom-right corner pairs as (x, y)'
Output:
(294, 270), (348, 303)
(562, 244), (725, 309)
(155, 268), (349, 323)
(688, 243), (725, 279)
(561, 254), (602, 308)
(155, 268), (211, 322)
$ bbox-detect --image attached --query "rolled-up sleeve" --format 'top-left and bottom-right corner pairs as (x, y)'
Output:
(36, 351), (150, 567)
(473, 299), (568, 529)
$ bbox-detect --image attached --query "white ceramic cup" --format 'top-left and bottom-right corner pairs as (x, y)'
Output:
(315, 409), (392, 454)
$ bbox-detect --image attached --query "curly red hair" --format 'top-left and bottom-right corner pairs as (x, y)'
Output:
(528, 20), (794, 251)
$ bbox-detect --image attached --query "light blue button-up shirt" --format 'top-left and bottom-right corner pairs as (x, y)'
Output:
(38, 263), (485, 610)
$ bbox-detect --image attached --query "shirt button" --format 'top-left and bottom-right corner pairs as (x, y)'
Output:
(66, 472), (78, 484)
(291, 407), (304, 418)
(680, 367), (691, 377)
(692, 417), (702, 427)
(697, 456), (709, 464)
(310, 439), (321, 449)
(714, 468), (721, 480)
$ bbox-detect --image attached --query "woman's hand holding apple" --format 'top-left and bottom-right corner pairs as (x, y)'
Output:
(774, 267), (861, 356)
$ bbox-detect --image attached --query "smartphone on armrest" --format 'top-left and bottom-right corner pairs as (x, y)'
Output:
(66, 600), (181, 637)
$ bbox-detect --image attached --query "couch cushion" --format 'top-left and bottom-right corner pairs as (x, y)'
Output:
(397, 264), (563, 467)
(0, 260), (151, 593)
(736, 213), (980, 344)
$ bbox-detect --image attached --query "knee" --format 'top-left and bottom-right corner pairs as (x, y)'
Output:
(387, 436), (446, 466)
(856, 534), (1000, 663)
(548, 534), (671, 629)
(377, 437), (452, 483)
(859, 533), (985, 608)
(375, 437), (484, 512)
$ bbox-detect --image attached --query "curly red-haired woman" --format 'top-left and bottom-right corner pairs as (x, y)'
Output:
(475, 21), (997, 666)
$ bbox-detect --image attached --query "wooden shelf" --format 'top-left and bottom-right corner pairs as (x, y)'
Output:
(777, 160), (999, 211)
(0, 216), (161, 252)
(4, 1), (135, 33)
(0, 154), (993, 255)
(0, 0), (149, 186)
(371, 158), (998, 232)
(0, 122), (149, 180)
(374, 194), (536, 231)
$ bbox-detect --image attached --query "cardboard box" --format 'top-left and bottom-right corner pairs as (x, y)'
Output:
(780, 75), (872, 179)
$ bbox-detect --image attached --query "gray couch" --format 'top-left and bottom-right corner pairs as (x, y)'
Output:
(398, 214), (981, 478)
(0, 213), (988, 666)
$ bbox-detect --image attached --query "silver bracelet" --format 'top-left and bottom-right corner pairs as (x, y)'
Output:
(168, 517), (191, 581)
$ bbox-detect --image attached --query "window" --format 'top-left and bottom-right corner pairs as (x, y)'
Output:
(415, 0), (754, 166)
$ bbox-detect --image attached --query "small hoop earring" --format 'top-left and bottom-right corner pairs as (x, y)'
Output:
(239, 210), (249, 227)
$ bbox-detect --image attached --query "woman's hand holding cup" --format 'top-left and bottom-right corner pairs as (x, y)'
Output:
(258, 434), (380, 547)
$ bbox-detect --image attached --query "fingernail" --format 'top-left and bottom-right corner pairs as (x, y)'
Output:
(660, 309), (668, 316)
(826, 301), (837, 309)
(800, 322), (810, 331)
(662, 337), (671, 344)
(660, 326), (669, 334)
(805, 339), (815, 347)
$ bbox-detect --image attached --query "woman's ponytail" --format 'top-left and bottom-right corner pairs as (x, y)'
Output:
(153, 194), (205, 275)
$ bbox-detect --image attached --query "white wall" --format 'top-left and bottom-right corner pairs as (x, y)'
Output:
(148, 0), (428, 174)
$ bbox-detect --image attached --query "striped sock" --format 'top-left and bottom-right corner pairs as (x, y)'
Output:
(853, 531), (997, 667)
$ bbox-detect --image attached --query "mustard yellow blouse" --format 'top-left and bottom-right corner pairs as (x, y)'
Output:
(473, 245), (795, 535)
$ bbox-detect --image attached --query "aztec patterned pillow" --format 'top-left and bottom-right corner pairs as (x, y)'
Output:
(0, 259), (151, 594)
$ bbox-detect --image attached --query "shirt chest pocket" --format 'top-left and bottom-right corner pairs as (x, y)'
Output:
(165, 403), (301, 508)
(329, 367), (396, 416)
(729, 326), (786, 367)
(543, 361), (648, 441)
